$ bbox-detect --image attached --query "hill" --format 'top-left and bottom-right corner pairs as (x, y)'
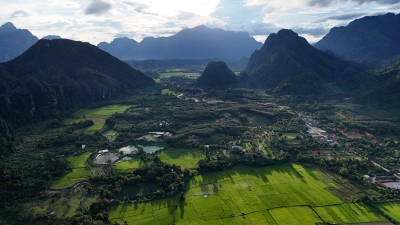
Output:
(98, 25), (262, 60)
(315, 13), (400, 67)
(356, 60), (400, 106)
(0, 22), (38, 62)
(243, 29), (360, 96)
(196, 61), (237, 89)
(0, 39), (154, 126)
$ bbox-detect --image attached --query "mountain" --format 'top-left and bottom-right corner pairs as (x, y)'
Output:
(196, 61), (237, 89)
(42, 35), (62, 40)
(98, 25), (262, 60)
(356, 60), (400, 106)
(243, 29), (361, 96)
(98, 37), (139, 59)
(0, 22), (38, 62)
(315, 13), (400, 67)
(0, 39), (154, 126)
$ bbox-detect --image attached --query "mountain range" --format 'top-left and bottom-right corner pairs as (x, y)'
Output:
(0, 22), (38, 63)
(98, 25), (262, 60)
(315, 13), (400, 68)
(243, 29), (361, 96)
(0, 39), (154, 127)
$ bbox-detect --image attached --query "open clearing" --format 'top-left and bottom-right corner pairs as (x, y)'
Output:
(375, 201), (400, 223)
(157, 148), (205, 169)
(64, 104), (131, 132)
(110, 163), (386, 225)
(161, 88), (177, 96)
(114, 159), (144, 173)
(51, 152), (91, 189)
(159, 69), (200, 80)
(20, 193), (98, 219)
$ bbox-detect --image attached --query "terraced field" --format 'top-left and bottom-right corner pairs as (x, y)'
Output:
(51, 152), (91, 189)
(109, 163), (387, 225)
(157, 148), (205, 169)
(64, 104), (131, 132)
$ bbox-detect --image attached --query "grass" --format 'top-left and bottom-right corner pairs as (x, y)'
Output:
(314, 203), (386, 224)
(161, 88), (176, 96)
(51, 152), (91, 189)
(110, 163), (384, 225)
(269, 206), (322, 225)
(114, 159), (144, 173)
(159, 70), (200, 80)
(157, 148), (205, 169)
(375, 201), (400, 223)
(109, 198), (177, 225)
(20, 193), (98, 219)
(64, 104), (131, 132)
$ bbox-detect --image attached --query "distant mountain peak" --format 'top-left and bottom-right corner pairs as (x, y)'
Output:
(98, 26), (262, 60)
(244, 29), (360, 96)
(0, 22), (17, 31)
(42, 35), (61, 40)
(315, 13), (400, 67)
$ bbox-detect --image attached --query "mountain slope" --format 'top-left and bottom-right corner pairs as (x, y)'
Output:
(244, 29), (360, 96)
(315, 13), (400, 67)
(0, 39), (154, 126)
(196, 61), (237, 89)
(356, 60), (400, 106)
(0, 22), (38, 62)
(98, 25), (262, 59)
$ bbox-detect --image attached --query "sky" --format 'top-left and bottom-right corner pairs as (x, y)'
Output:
(1, 0), (400, 44)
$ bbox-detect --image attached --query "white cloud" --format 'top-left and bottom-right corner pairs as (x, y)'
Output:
(0, 0), (399, 45)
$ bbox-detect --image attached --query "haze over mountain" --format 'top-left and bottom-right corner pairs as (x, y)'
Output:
(196, 61), (237, 89)
(98, 25), (262, 60)
(243, 29), (360, 96)
(0, 22), (38, 63)
(315, 13), (400, 68)
(0, 39), (154, 127)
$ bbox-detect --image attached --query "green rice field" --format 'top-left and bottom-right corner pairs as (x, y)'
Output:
(159, 69), (200, 80)
(51, 152), (91, 189)
(110, 163), (386, 225)
(157, 148), (205, 169)
(375, 201), (400, 223)
(64, 104), (131, 132)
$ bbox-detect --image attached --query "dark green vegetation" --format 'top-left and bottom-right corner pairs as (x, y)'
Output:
(243, 29), (361, 96)
(0, 22), (38, 62)
(315, 13), (400, 68)
(356, 60), (400, 106)
(196, 61), (237, 89)
(98, 25), (262, 60)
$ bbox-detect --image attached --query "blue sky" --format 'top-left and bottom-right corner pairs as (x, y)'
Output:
(1, 0), (399, 44)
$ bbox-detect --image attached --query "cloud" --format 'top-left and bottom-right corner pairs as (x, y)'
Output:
(10, 10), (30, 18)
(85, 0), (113, 15)
(316, 12), (366, 22)
(211, 0), (279, 35)
(308, 0), (400, 7)
(123, 1), (149, 13)
(293, 26), (329, 37)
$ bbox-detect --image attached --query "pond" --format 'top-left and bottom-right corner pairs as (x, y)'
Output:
(138, 145), (164, 154)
